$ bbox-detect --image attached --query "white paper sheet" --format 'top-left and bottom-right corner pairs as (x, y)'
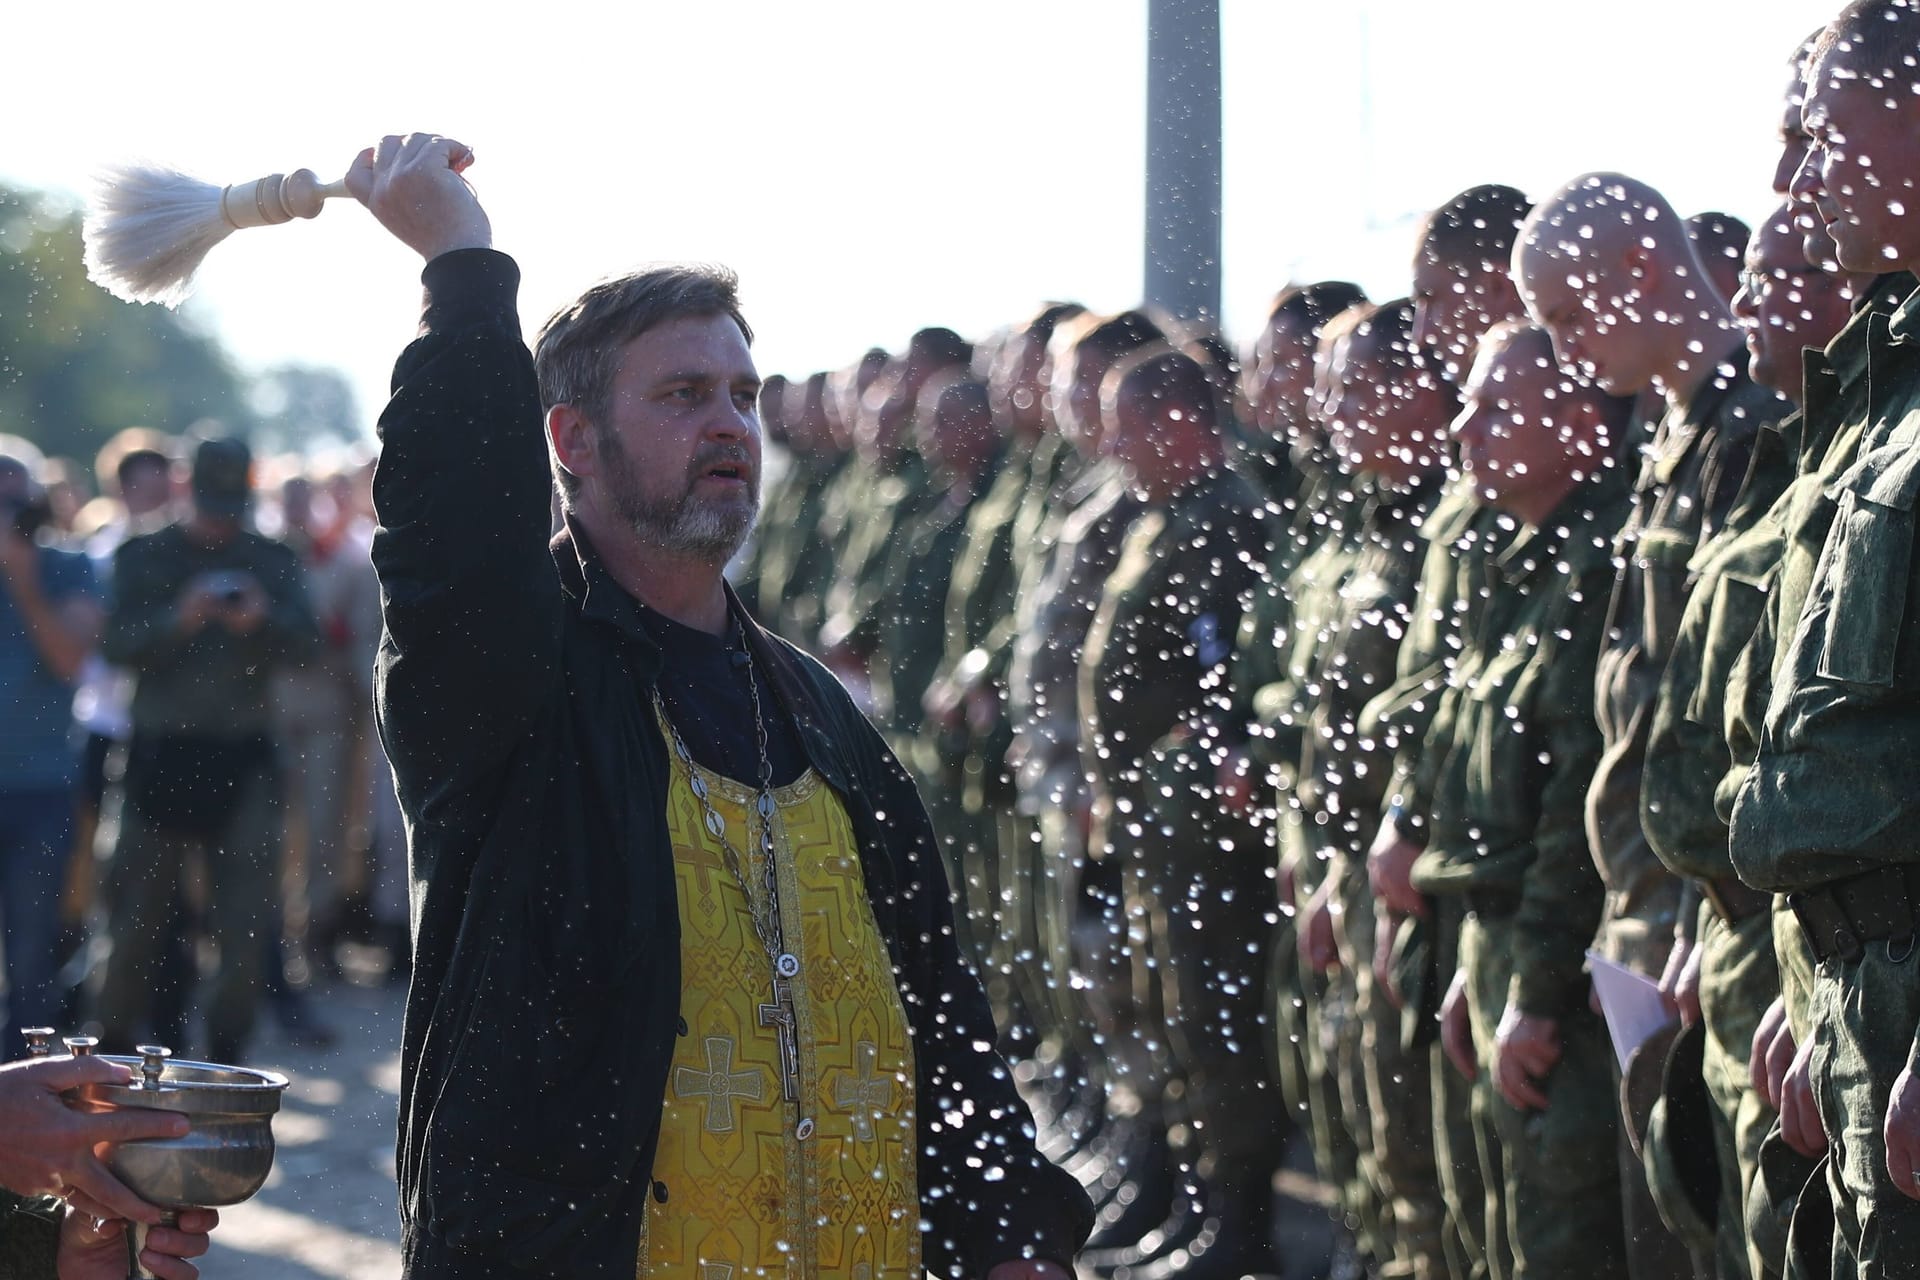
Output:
(1586, 950), (1677, 1071)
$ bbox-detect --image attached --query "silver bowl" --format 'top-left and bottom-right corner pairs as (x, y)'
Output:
(68, 1051), (290, 1211)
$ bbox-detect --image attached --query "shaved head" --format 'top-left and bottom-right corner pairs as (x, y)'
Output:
(1517, 172), (1729, 398)
(1519, 172), (1698, 278)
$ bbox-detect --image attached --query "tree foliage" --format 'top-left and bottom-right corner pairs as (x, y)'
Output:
(0, 179), (254, 473)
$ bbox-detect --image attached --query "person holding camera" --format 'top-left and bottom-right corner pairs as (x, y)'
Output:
(0, 438), (104, 1061)
(90, 437), (317, 1065)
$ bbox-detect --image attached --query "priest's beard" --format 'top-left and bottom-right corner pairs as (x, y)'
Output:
(603, 430), (758, 560)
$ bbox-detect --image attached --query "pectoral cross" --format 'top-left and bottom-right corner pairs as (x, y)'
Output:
(757, 976), (801, 1102)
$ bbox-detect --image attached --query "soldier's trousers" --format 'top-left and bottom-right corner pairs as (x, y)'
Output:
(1600, 904), (1706, 1280)
(1341, 875), (1446, 1279)
(1697, 903), (1781, 1280)
(1282, 821), (1379, 1257)
(1429, 896), (1500, 1280)
(1462, 910), (1627, 1280)
(1801, 938), (1920, 1279)
(1748, 900), (1823, 1279)
(93, 768), (279, 1057)
(1123, 778), (1287, 1262)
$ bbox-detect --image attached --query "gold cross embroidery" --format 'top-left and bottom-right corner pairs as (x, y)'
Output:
(674, 1037), (765, 1134)
(675, 829), (732, 905)
(830, 1041), (894, 1144)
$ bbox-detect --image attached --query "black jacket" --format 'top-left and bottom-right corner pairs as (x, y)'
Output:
(374, 250), (1091, 1279)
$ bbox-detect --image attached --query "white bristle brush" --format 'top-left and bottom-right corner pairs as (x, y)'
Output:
(83, 163), (353, 307)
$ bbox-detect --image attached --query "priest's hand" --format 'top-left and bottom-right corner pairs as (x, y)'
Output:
(986, 1262), (1071, 1279)
(344, 133), (493, 263)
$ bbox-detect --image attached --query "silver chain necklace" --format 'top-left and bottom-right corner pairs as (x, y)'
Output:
(654, 633), (812, 1136)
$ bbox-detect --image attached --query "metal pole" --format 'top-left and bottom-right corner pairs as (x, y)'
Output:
(1144, 0), (1222, 325)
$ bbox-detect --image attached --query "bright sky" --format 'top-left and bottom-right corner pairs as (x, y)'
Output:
(2, 0), (1830, 440)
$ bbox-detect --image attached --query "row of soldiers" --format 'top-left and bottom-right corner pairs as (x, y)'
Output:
(735, 6), (1920, 1279)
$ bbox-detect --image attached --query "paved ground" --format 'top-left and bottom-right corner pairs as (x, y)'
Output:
(195, 971), (404, 1280)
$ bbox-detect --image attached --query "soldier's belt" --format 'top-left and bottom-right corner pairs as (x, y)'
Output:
(1789, 863), (1920, 964)
(1700, 876), (1771, 925)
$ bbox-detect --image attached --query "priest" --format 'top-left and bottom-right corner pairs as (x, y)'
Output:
(349, 133), (1091, 1280)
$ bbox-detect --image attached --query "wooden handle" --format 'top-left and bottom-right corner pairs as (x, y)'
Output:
(218, 169), (349, 230)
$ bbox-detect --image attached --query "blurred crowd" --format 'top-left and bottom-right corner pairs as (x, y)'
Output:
(10, 6), (1920, 1280)
(0, 429), (404, 1069)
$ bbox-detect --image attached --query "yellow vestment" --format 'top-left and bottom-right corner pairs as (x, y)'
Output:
(641, 728), (920, 1279)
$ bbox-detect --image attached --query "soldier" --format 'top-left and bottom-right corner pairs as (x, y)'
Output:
(870, 374), (1000, 752)
(818, 329), (969, 692)
(1244, 301), (1382, 1264)
(811, 349), (891, 670)
(1292, 299), (1455, 1280)
(1423, 320), (1636, 1279)
(1729, 31), (1919, 1278)
(748, 371), (846, 647)
(1003, 309), (1165, 1252)
(923, 303), (1085, 1049)
(1690, 213), (1755, 308)
(1239, 283), (1366, 513)
(1641, 203), (1863, 1280)
(1519, 172), (1790, 1279)
(1214, 285), (1367, 1256)
(1364, 183), (1534, 1280)
(1079, 345), (1272, 1277)
(1730, 5), (1920, 1273)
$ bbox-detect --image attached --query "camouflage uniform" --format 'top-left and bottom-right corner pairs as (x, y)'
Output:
(1590, 354), (1784, 974)
(1589, 354), (1785, 1279)
(1731, 283), (1920, 1280)
(926, 431), (1075, 1042)
(1295, 476), (1447, 1279)
(1718, 282), (1911, 1279)
(1217, 462), (1320, 1137)
(1363, 479), (1517, 1280)
(1417, 468), (1634, 1280)
(1080, 466), (1274, 1274)
(1641, 407), (1800, 1280)
(1243, 463), (1382, 1258)
(744, 447), (846, 648)
(819, 449), (931, 656)
(1006, 457), (1145, 1236)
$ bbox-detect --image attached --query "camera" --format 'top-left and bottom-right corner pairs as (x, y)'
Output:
(200, 571), (251, 607)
